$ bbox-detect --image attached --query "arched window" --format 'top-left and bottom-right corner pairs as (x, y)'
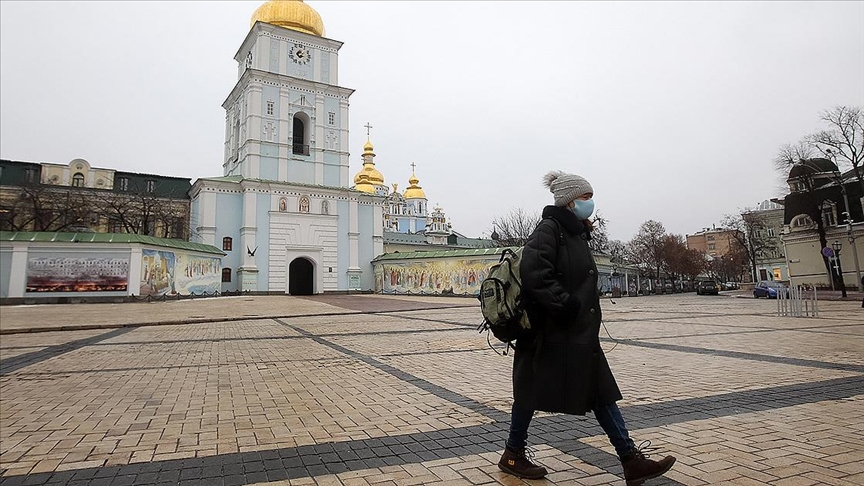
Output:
(299, 196), (310, 213)
(292, 114), (309, 155)
(222, 237), (233, 251)
(71, 172), (85, 187)
(222, 268), (232, 283)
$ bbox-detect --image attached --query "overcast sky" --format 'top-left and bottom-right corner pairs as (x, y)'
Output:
(2, 1), (863, 241)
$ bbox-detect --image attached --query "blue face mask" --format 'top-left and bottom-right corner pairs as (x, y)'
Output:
(570, 199), (595, 220)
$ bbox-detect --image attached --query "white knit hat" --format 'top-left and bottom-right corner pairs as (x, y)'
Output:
(543, 171), (593, 206)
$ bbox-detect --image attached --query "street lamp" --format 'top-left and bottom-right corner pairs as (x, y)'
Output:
(832, 240), (847, 298)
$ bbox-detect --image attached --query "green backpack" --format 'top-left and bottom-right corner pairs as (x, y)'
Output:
(477, 247), (531, 351)
(477, 219), (563, 353)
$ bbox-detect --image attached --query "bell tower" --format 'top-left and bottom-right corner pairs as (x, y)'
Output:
(223, 0), (355, 188)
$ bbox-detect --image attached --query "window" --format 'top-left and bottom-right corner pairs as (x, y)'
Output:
(708, 243), (716, 250)
(292, 115), (309, 155)
(300, 95), (306, 105)
(24, 168), (37, 183)
(266, 100), (274, 116)
(222, 237), (233, 251)
(328, 111), (335, 125)
(71, 172), (85, 187)
(707, 235), (715, 241)
(118, 177), (129, 191)
(222, 268), (232, 283)
(767, 227), (775, 237)
(146, 180), (156, 193)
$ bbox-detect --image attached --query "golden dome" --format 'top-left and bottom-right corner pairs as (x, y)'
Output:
(403, 171), (426, 199)
(354, 174), (375, 193)
(363, 138), (375, 155)
(250, 1), (325, 37)
(352, 163), (384, 186)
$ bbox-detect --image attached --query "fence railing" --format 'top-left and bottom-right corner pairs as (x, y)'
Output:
(777, 285), (818, 318)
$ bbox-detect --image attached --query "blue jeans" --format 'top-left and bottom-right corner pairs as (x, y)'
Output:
(507, 401), (637, 460)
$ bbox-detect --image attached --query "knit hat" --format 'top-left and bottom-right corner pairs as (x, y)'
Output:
(543, 171), (593, 206)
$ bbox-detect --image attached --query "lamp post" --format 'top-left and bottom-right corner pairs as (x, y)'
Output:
(832, 240), (846, 297)
(825, 149), (862, 292)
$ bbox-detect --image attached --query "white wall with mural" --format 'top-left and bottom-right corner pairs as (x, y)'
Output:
(140, 249), (221, 296)
(0, 232), (224, 301)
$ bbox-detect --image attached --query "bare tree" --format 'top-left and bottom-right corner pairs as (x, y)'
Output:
(707, 247), (748, 283)
(722, 212), (772, 282)
(588, 211), (611, 254)
(490, 207), (541, 247)
(1, 183), (96, 232)
(809, 106), (864, 190)
(628, 220), (667, 281)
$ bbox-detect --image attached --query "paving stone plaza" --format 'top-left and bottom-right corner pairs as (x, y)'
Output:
(0, 294), (862, 485)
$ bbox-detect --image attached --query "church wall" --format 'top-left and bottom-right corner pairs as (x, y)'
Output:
(287, 159), (315, 185)
(259, 144), (279, 181)
(357, 204), (377, 290)
(323, 162), (340, 187)
(255, 193), (272, 289)
(336, 199), (350, 289)
(216, 193), (243, 292)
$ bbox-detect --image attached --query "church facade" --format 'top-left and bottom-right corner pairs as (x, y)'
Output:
(189, 1), (384, 294)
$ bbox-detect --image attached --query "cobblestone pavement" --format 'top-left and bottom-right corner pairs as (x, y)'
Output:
(0, 294), (862, 485)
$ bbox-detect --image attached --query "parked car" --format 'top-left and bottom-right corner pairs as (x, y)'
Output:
(724, 282), (740, 290)
(753, 281), (787, 299)
(696, 280), (719, 295)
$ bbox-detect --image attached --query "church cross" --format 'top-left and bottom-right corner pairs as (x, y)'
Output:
(410, 162), (417, 173)
(364, 122), (373, 137)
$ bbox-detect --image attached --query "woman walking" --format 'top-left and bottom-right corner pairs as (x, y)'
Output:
(498, 170), (676, 485)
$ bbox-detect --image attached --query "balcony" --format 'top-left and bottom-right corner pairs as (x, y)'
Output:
(292, 143), (310, 156)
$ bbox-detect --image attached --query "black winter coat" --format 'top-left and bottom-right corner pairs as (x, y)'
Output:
(513, 205), (622, 415)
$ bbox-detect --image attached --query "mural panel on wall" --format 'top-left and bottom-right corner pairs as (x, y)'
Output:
(377, 259), (490, 296)
(140, 249), (221, 296)
(140, 250), (175, 295)
(175, 253), (221, 295)
(26, 256), (129, 292)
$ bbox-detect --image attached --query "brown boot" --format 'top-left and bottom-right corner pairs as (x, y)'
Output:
(621, 448), (676, 486)
(498, 447), (548, 479)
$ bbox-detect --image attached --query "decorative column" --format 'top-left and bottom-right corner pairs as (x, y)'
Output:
(237, 185), (259, 292)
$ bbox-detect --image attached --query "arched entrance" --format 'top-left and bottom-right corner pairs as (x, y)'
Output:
(288, 258), (314, 295)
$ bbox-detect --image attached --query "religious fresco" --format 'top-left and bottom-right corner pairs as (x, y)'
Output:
(376, 258), (490, 296)
(26, 255), (129, 293)
(175, 253), (221, 295)
(140, 250), (176, 296)
(140, 250), (221, 296)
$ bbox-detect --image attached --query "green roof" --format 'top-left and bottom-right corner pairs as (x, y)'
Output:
(0, 231), (225, 256)
(373, 247), (516, 262)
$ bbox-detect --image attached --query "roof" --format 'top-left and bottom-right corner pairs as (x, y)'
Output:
(0, 231), (225, 256)
(196, 175), (379, 195)
(373, 247), (515, 262)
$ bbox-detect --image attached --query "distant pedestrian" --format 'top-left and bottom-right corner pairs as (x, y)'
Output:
(498, 170), (676, 485)
(861, 276), (863, 308)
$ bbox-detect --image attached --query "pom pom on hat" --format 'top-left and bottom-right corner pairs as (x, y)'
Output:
(543, 170), (594, 206)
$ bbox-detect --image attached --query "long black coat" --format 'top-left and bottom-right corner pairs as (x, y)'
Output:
(513, 205), (622, 415)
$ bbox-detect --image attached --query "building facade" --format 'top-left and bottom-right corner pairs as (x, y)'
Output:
(744, 199), (788, 282)
(0, 158), (191, 238)
(685, 227), (742, 258)
(189, 1), (384, 294)
(780, 158), (864, 289)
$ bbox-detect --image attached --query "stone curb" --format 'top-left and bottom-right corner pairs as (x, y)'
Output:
(0, 304), (475, 335)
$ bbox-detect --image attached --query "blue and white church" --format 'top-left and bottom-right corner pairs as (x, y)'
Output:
(190, 0), (384, 294)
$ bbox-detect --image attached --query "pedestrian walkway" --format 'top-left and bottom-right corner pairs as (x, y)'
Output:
(0, 294), (862, 485)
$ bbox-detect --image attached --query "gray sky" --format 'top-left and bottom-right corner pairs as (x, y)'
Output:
(2, 1), (863, 242)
